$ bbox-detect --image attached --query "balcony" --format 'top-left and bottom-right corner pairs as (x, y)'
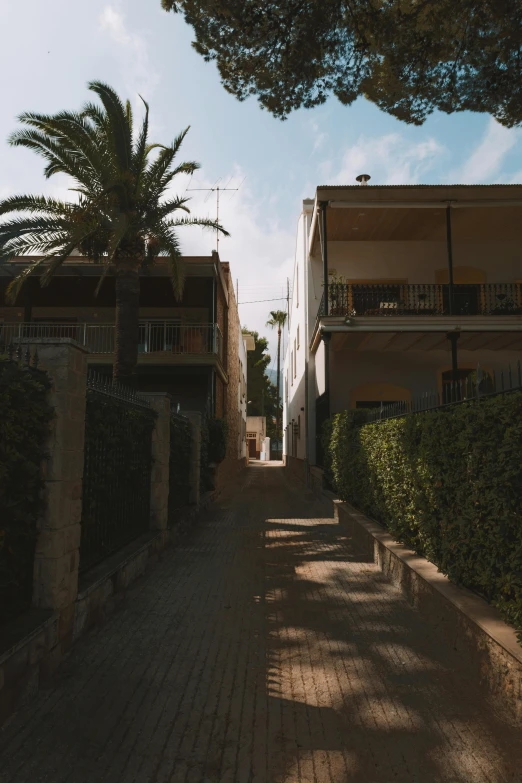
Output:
(313, 283), (522, 353)
(0, 321), (225, 371)
(319, 283), (522, 318)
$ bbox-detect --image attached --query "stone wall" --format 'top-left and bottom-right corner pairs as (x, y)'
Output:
(215, 263), (246, 492)
(0, 351), (211, 728)
(1, 340), (88, 725)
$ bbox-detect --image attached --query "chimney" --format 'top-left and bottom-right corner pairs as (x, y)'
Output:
(356, 174), (371, 186)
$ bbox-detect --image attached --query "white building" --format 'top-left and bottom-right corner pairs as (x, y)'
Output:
(246, 416), (266, 460)
(283, 181), (522, 483)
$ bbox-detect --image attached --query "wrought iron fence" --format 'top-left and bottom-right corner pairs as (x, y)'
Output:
(80, 372), (156, 572)
(0, 322), (224, 362)
(0, 345), (49, 625)
(319, 282), (522, 318)
(366, 360), (522, 423)
(168, 411), (192, 522)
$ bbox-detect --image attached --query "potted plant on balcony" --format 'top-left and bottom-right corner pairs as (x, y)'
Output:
(326, 273), (346, 316)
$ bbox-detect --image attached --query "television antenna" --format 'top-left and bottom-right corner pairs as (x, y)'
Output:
(187, 177), (245, 253)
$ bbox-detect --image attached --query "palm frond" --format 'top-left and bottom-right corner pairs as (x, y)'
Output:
(164, 216), (230, 237)
(88, 81), (132, 172)
(0, 195), (71, 217)
(132, 95), (150, 182)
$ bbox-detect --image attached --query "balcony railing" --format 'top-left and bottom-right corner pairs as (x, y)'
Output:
(319, 283), (522, 318)
(0, 321), (224, 362)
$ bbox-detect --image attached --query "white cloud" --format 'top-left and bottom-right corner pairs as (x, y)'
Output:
(323, 132), (445, 187)
(99, 5), (159, 97)
(310, 120), (328, 153)
(451, 119), (521, 184)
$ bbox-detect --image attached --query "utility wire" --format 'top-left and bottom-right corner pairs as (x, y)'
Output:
(238, 296), (288, 305)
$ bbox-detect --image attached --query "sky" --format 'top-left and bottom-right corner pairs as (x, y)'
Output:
(2, 0), (522, 368)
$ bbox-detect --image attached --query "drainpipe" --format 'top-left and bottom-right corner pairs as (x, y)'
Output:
(445, 203), (459, 380)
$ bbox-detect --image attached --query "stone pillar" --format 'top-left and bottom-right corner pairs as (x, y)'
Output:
(184, 411), (202, 506)
(142, 393), (171, 531)
(32, 340), (88, 646)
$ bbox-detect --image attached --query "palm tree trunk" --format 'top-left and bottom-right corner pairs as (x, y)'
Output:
(276, 327), (281, 443)
(114, 263), (141, 383)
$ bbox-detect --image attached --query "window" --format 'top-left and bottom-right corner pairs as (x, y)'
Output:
(297, 324), (300, 349)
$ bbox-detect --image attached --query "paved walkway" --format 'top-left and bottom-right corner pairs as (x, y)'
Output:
(1, 463), (522, 782)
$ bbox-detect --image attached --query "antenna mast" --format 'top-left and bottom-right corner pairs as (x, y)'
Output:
(187, 177), (245, 254)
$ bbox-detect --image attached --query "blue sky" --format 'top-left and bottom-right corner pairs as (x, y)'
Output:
(2, 0), (522, 364)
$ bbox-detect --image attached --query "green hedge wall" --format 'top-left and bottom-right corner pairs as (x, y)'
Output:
(0, 359), (53, 624)
(325, 394), (522, 638)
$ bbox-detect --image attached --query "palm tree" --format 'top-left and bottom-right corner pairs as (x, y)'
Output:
(266, 309), (287, 445)
(0, 81), (228, 382)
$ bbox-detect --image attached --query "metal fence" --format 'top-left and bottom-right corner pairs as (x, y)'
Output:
(0, 321), (224, 361)
(366, 361), (522, 423)
(0, 346), (47, 625)
(80, 373), (156, 572)
(319, 282), (522, 318)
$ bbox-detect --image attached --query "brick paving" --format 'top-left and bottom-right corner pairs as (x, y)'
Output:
(1, 462), (522, 782)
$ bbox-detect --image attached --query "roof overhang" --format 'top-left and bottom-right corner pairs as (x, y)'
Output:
(311, 315), (522, 354)
(309, 185), (522, 253)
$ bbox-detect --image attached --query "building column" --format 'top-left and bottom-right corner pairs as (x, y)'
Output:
(33, 340), (88, 647)
(445, 204), (460, 379)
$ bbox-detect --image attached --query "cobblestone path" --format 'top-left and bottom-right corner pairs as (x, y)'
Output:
(1, 463), (522, 782)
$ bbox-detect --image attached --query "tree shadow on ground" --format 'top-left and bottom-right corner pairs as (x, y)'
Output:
(252, 464), (522, 783)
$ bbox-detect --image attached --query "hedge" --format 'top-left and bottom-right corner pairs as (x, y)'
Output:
(0, 359), (53, 625)
(325, 393), (522, 638)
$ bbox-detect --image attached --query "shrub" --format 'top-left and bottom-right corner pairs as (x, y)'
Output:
(325, 393), (522, 639)
(0, 359), (53, 624)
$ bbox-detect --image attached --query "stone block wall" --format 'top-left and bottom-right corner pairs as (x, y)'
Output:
(33, 342), (88, 646)
(214, 263), (246, 492)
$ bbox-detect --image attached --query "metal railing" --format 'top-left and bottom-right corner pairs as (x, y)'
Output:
(365, 360), (522, 423)
(0, 321), (224, 361)
(319, 283), (522, 318)
(80, 372), (156, 572)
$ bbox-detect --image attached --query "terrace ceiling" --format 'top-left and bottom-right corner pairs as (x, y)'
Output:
(319, 206), (522, 244)
(309, 184), (522, 251)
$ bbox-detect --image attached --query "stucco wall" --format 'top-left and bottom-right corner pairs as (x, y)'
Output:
(329, 347), (522, 414)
